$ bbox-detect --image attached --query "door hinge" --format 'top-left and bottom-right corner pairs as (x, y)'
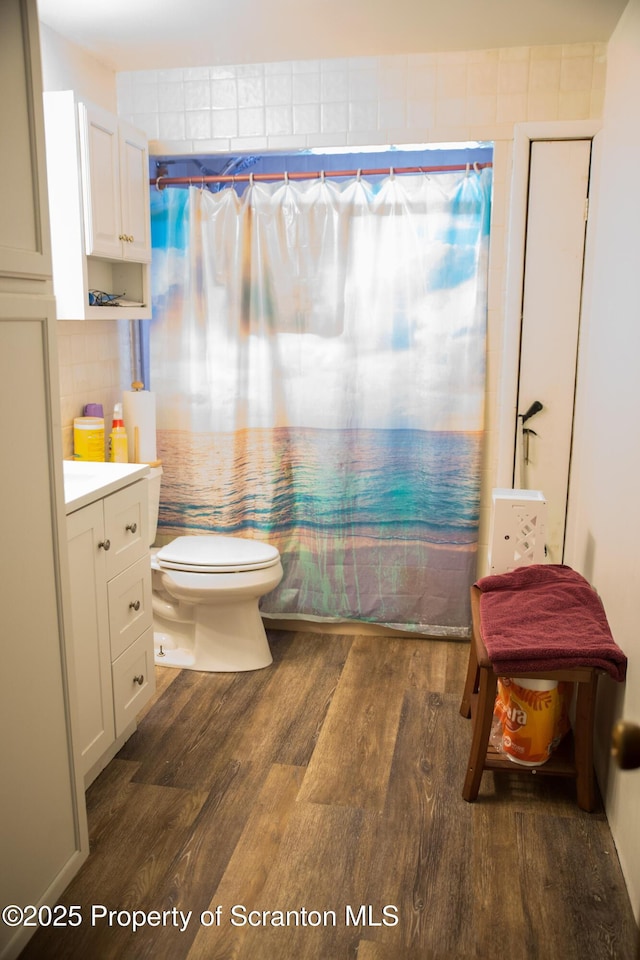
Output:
(584, 197), (589, 222)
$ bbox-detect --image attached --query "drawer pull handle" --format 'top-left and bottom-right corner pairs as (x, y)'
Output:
(126, 522), (138, 534)
(129, 600), (141, 611)
(133, 674), (144, 686)
(98, 539), (111, 551)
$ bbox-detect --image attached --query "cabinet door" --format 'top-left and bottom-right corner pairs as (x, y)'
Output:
(1, 294), (88, 959)
(66, 500), (115, 775)
(0, 0), (51, 282)
(120, 121), (152, 263)
(79, 101), (123, 260)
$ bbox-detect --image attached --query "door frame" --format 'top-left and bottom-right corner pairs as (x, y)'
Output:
(495, 119), (602, 490)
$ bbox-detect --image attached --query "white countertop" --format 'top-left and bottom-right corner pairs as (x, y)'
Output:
(63, 460), (150, 514)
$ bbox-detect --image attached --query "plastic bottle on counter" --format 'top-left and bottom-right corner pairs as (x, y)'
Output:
(109, 402), (129, 463)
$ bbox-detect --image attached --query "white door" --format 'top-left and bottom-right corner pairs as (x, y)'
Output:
(515, 139), (591, 562)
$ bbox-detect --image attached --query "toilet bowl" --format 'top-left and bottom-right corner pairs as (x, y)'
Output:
(146, 469), (283, 672)
(151, 536), (283, 672)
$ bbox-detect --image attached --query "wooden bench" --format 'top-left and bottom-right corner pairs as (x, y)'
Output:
(460, 584), (600, 811)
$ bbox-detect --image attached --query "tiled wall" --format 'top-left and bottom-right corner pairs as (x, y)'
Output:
(57, 319), (130, 459)
(116, 44), (606, 156)
(53, 42), (605, 560)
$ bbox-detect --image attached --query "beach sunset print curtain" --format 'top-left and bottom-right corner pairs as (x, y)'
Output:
(150, 167), (491, 635)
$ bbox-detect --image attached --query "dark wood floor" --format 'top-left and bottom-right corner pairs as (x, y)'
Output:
(21, 630), (639, 960)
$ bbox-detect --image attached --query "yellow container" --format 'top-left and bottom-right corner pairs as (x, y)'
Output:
(493, 677), (573, 766)
(73, 417), (105, 461)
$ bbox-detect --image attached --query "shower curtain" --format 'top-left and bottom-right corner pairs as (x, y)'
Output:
(150, 167), (491, 635)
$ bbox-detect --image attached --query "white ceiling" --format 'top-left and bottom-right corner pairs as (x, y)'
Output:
(37, 0), (627, 73)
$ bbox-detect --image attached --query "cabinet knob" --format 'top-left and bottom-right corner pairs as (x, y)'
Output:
(133, 674), (144, 686)
(98, 539), (111, 551)
(129, 599), (141, 611)
(126, 522), (137, 534)
(118, 234), (126, 241)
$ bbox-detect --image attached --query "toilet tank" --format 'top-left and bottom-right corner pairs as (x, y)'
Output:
(147, 465), (163, 547)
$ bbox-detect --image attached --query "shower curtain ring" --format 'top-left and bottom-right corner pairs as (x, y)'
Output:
(155, 175), (165, 191)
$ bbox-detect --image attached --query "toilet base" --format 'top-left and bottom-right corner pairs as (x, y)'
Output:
(153, 600), (274, 672)
(151, 548), (282, 673)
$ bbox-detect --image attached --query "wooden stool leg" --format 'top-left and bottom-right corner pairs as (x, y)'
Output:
(463, 666), (498, 802)
(460, 639), (480, 719)
(573, 674), (599, 812)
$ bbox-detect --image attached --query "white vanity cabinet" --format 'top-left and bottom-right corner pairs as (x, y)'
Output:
(66, 478), (155, 786)
(43, 90), (152, 320)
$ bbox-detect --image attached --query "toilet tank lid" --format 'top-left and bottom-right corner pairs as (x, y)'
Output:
(157, 535), (280, 572)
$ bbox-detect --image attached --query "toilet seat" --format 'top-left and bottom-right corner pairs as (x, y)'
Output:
(156, 535), (280, 574)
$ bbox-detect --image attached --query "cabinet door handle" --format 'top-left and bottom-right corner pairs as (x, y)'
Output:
(133, 674), (144, 686)
(129, 600), (141, 611)
(119, 233), (126, 241)
(126, 522), (137, 533)
(98, 539), (111, 551)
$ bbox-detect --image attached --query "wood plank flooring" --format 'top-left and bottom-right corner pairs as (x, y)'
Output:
(20, 630), (639, 960)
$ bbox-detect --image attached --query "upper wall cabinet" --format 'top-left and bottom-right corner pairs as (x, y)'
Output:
(0, 0), (52, 287)
(79, 102), (152, 264)
(44, 91), (152, 320)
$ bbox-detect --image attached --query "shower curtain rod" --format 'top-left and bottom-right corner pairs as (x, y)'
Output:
(150, 161), (492, 189)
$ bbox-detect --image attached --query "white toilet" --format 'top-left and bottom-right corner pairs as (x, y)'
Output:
(146, 468), (283, 672)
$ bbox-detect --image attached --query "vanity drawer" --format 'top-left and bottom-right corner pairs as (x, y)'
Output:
(112, 626), (155, 737)
(103, 480), (148, 579)
(108, 554), (152, 660)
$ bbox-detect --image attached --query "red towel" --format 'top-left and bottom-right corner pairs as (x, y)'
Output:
(475, 564), (627, 681)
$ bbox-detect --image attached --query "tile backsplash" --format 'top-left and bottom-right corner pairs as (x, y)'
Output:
(57, 319), (131, 459)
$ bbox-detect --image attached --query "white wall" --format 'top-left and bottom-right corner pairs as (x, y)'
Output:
(40, 25), (126, 458)
(565, 0), (640, 921)
(40, 23), (117, 112)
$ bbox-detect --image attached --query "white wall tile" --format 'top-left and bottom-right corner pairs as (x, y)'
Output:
(185, 109), (212, 139)
(321, 70), (348, 102)
(293, 72), (321, 104)
(348, 69), (379, 101)
(211, 78), (238, 109)
(158, 112), (186, 140)
(265, 74), (293, 105)
(293, 104), (320, 134)
(184, 79), (210, 109)
(211, 109), (238, 138)
(529, 58), (561, 95)
(349, 101), (378, 131)
(238, 107), (265, 137)
(133, 82), (158, 113)
(158, 81), (185, 112)
(266, 105), (293, 136)
(321, 102), (349, 133)
(238, 76), (265, 107)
